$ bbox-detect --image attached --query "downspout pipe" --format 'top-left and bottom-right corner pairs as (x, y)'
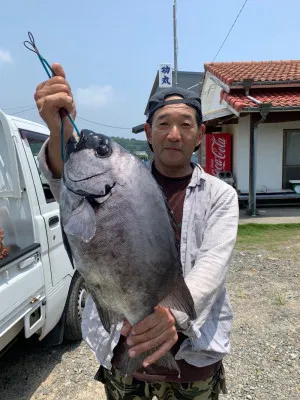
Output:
(248, 103), (272, 216)
(243, 79), (262, 106)
(246, 95), (261, 105)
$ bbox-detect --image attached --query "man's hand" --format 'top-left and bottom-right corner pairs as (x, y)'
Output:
(34, 63), (76, 178)
(34, 63), (76, 139)
(126, 307), (178, 368)
(121, 318), (132, 337)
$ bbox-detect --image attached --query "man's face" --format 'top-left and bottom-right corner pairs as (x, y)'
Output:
(145, 96), (205, 169)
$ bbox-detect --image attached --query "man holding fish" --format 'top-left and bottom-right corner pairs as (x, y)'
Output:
(35, 63), (239, 400)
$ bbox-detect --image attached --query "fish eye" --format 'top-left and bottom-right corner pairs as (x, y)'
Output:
(96, 144), (109, 157)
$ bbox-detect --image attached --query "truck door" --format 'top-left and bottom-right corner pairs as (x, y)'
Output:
(19, 129), (74, 287)
(0, 111), (45, 345)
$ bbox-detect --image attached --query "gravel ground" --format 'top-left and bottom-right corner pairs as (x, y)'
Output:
(0, 248), (299, 400)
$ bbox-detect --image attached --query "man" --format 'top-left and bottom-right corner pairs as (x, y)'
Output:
(35, 64), (239, 400)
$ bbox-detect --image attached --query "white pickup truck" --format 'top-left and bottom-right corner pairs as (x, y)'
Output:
(0, 109), (86, 352)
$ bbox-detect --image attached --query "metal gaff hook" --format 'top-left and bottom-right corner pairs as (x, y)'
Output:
(23, 32), (38, 53)
(24, 31), (55, 79)
(23, 31), (80, 161)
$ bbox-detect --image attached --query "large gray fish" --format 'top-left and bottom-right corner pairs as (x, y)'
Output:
(60, 129), (196, 375)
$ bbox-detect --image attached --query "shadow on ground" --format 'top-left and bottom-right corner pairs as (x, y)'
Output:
(0, 333), (81, 400)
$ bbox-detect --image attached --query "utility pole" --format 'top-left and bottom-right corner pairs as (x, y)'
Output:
(173, 0), (178, 85)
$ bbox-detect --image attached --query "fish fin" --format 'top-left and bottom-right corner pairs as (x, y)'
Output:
(64, 198), (96, 243)
(158, 274), (197, 321)
(97, 306), (122, 333)
(158, 184), (180, 250)
(89, 294), (123, 333)
(61, 225), (75, 268)
(118, 346), (180, 377)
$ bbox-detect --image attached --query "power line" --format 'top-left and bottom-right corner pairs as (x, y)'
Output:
(187, 82), (201, 90)
(10, 107), (36, 115)
(187, 0), (248, 91)
(76, 116), (131, 130)
(2, 104), (34, 110)
(2, 104), (133, 130)
(211, 0), (248, 63)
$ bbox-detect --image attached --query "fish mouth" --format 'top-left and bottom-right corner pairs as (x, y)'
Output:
(67, 171), (108, 183)
(63, 172), (116, 199)
(66, 182), (116, 199)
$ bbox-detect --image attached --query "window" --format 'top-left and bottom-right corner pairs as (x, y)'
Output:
(19, 129), (55, 203)
(0, 151), (12, 194)
(283, 130), (300, 189)
(0, 122), (16, 196)
(285, 131), (300, 165)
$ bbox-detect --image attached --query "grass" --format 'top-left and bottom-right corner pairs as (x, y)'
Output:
(275, 292), (287, 306)
(236, 223), (300, 254)
(236, 289), (248, 299)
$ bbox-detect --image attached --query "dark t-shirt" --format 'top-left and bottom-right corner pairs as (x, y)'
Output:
(111, 162), (220, 382)
(151, 163), (192, 244)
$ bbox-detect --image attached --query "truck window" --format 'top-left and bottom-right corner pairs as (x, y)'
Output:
(19, 129), (55, 203)
(0, 149), (13, 194)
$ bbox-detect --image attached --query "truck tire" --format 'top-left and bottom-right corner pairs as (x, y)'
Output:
(64, 271), (87, 342)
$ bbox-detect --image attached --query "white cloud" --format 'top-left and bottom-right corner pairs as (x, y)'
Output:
(0, 49), (13, 64)
(75, 85), (114, 108)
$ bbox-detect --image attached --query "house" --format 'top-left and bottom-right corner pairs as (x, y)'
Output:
(200, 60), (300, 214)
(132, 70), (204, 133)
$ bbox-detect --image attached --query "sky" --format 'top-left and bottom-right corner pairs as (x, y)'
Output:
(0, 0), (300, 140)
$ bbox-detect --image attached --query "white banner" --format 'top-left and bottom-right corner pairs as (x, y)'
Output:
(159, 64), (172, 88)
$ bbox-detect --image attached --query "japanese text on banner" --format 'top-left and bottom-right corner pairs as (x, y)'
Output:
(159, 64), (172, 88)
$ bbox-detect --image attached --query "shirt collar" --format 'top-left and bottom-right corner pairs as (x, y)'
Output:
(146, 159), (206, 187)
(189, 163), (206, 187)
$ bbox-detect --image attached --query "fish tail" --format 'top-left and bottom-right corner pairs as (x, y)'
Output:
(118, 347), (180, 377)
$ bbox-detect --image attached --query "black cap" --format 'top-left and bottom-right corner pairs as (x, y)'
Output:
(146, 86), (203, 152)
(147, 86), (202, 124)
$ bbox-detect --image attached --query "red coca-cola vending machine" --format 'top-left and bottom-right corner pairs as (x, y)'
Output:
(201, 133), (232, 176)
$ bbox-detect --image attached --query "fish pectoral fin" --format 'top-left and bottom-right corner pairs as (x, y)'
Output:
(158, 274), (197, 321)
(64, 198), (96, 243)
(87, 288), (123, 333)
(99, 308), (122, 333)
(61, 226), (74, 268)
(92, 298), (123, 333)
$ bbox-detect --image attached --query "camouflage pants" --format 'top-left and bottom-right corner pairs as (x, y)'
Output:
(95, 363), (227, 400)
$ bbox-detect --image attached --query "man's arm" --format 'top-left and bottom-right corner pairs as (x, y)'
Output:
(171, 185), (239, 337)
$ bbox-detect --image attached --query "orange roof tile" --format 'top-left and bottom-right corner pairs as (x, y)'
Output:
(205, 60), (300, 86)
(221, 90), (300, 112)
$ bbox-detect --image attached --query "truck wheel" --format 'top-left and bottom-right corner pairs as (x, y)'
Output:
(64, 272), (87, 342)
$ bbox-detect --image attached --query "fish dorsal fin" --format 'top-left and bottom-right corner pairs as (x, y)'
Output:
(64, 198), (96, 243)
(158, 273), (196, 321)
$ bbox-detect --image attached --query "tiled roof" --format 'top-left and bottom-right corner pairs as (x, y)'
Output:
(205, 60), (300, 86)
(221, 90), (300, 112)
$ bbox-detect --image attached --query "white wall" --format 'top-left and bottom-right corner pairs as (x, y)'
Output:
(223, 118), (300, 192)
(201, 75), (231, 119)
(256, 123), (283, 192)
(223, 115), (250, 191)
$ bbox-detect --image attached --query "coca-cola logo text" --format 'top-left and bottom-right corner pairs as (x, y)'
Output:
(211, 136), (227, 176)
